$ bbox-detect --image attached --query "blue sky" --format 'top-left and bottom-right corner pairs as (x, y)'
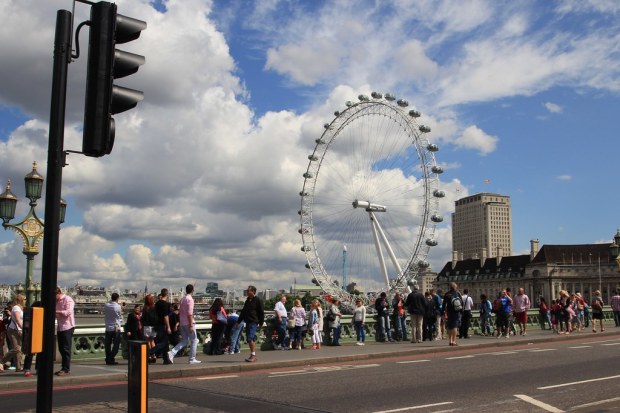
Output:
(1, 0), (619, 294)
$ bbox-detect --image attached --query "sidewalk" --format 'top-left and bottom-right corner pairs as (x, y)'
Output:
(3, 327), (619, 391)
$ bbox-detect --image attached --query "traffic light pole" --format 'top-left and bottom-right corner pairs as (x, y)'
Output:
(36, 9), (71, 412)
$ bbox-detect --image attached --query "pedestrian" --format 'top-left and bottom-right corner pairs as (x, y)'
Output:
(0, 294), (25, 372)
(55, 287), (75, 376)
(442, 282), (463, 346)
(405, 286), (425, 343)
(559, 290), (572, 334)
(103, 292), (125, 365)
(168, 304), (181, 347)
(422, 291), (436, 341)
(141, 294), (158, 360)
(479, 294), (492, 336)
(237, 285), (264, 362)
(573, 292), (585, 331)
(458, 288), (474, 339)
(125, 304), (143, 341)
(432, 289), (444, 340)
(290, 299), (306, 350)
(208, 297), (227, 355)
(352, 298), (366, 345)
(513, 288), (531, 336)
(392, 292), (407, 342)
(590, 290), (605, 333)
(0, 305), (8, 362)
(226, 310), (244, 354)
(273, 295), (288, 350)
(168, 284), (201, 364)
(150, 289), (173, 364)
(496, 290), (512, 338)
(313, 299), (324, 345)
(328, 299), (343, 345)
(22, 301), (42, 377)
(309, 300), (321, 349)
(612, 289), (620, 327)
(538, 296), (551, 330)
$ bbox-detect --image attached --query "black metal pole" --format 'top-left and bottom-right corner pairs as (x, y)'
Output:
(36, 10), (71, 412)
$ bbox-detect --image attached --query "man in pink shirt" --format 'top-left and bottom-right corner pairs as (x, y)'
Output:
(167, 284), (201, 364)
(513, 288), (531, 336)
(55, 287), (75, 376)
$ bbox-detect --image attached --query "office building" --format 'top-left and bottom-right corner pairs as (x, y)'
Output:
(452, 192), (512, 260)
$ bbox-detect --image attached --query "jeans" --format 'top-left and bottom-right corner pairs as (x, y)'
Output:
(57, 328), (74, 372)
(393, 315), (407, 341)
(229, 320), (244, 353)
(331, 325), (341, 345)
(275, 317), (288, 348)
(293, 325), (304, 347)
(150, 325), (170, 360)
(104, 330), (121, 363)
(378, 315), (392, 341)
(539, 311), (552, 329)
(614, 311), (620, 327)
(480, 313), (492, 335)
(459, 310), (472, 338)
(171, 324), (198, 360)
(409, 314), (423, 342)
(354, 321), (366, 343)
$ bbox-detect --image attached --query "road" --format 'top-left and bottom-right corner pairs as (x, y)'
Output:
(5, 335), (620, 412)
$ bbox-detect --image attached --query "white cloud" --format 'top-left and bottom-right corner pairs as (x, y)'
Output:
(453, 125), (498, 155)
(556, 174), (572, 181)
(544, 102), (563, 113)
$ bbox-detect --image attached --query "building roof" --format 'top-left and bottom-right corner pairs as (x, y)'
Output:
(438, 254), (530, 278)
(531, 243), (614, 265)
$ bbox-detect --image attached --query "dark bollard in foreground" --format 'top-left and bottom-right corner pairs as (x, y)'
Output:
(128, 340), (148, 413)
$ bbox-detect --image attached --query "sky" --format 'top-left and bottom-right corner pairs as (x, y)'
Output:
(1, 0), (619, 296)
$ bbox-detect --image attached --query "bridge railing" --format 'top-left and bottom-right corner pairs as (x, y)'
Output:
(67, 308), (616, 360)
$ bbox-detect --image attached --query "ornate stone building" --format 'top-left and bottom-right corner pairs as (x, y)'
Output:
(437, 231), (620, 306)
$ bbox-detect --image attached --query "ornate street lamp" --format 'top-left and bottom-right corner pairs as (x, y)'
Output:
(610, 230), (620, 273)
(0, 162), (67, 306)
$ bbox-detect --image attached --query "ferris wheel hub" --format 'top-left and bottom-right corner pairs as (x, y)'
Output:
(352, 199), (387, 212)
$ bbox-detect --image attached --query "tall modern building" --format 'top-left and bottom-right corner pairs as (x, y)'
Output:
(452, 193), (512, 260)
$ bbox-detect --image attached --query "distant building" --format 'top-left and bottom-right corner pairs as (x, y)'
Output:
(205, 282), (224, 298)
(437, 231), (620, 306)
(452, 193), (512, 261)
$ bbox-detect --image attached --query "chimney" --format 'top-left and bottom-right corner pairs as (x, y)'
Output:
(496, 245), (503, 266)
(459, 252), (464, 261)
(481, 247), (487, 264)
(530, 239), (539, 260)
(452, 251), (459, 268)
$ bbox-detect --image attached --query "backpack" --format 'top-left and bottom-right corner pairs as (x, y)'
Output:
(451, 294), (464, 312)
(591, 299), (602, 311)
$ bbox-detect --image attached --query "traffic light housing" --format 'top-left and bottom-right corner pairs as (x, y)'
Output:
(83, 1), (146, 157)
(22, 306), (44, 354)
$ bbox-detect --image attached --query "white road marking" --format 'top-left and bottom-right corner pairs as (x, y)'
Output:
(445, 355), (475, 360)
(601, 342), (620, 346)
(371, 401), (453, 412)
(514, 394), (564, 413)
(196, 375), (239, 380)
(396, 359), (431, 364)
(538, 374), (620, 390)
(572, 396), (620, 409)
(269, 363), (379, 377)
(582, 338), (620, 345)
(529, 349), (557, 352)
(568, 345), (592, 349)
(487, 351), (519, 355)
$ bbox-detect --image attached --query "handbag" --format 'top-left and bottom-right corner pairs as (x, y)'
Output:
(287, 317), (296, 329)
(216, 309), (227, 323)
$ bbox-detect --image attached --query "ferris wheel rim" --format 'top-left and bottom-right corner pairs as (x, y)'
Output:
(299, 93), (443, 307)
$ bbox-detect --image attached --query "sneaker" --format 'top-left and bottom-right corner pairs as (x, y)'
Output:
(167, 351), (175, 364)
(245, 355), (257, 363)
(24, 371), (32, 377)
(359, 342), (365, 346)
(188, 359), (202, 365)
(233, 350), (241, 354)
(356, 342), (363, 346)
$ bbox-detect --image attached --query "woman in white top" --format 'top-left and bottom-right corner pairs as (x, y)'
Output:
(0, 294), (25, 372)
(290, 299), (306, 350)
(352, 298), (366, 345)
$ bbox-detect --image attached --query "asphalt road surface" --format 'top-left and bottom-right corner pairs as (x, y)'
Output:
(6, 335), (620, 412)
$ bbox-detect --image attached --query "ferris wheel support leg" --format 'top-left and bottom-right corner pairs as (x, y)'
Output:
(371, 214), (404, 278)
(369, 211), (390, 291)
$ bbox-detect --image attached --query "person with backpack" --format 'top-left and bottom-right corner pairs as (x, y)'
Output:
(442, 282), (463, 347)
(374, 293), (393, 342)
(591, 290), (605, 333)
(458, 289), (474, 339)
(479, 294), (492, 336)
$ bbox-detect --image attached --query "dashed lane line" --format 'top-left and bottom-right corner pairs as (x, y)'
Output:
(514, 394), (564, 413)
(571, 396), (620, 410)
(568, 345), (592, 349)
(196, 375), (239, 380)
(268, 363), (380, 378)
(445, 355), (475, 360)
(529, 349), (557, 352)
(370, 401), (453, 413)
(538, 374), (620, 390)
(396, 359), (431, 364)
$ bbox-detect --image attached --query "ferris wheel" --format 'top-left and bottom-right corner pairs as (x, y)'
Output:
(299, 92), (444, 307)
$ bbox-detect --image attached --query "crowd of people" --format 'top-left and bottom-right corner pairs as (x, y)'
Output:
(2, 284), (620, 376)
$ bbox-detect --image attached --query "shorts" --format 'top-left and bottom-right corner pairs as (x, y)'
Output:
(515, 312), (528, 324)
(142, 326), (156, 338)
(245, 322), (258, 342)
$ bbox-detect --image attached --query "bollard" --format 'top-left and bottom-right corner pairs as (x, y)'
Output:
(128, 340), (148, 413)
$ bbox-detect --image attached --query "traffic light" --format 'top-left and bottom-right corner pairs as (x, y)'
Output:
(83, 1), (146, 157)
